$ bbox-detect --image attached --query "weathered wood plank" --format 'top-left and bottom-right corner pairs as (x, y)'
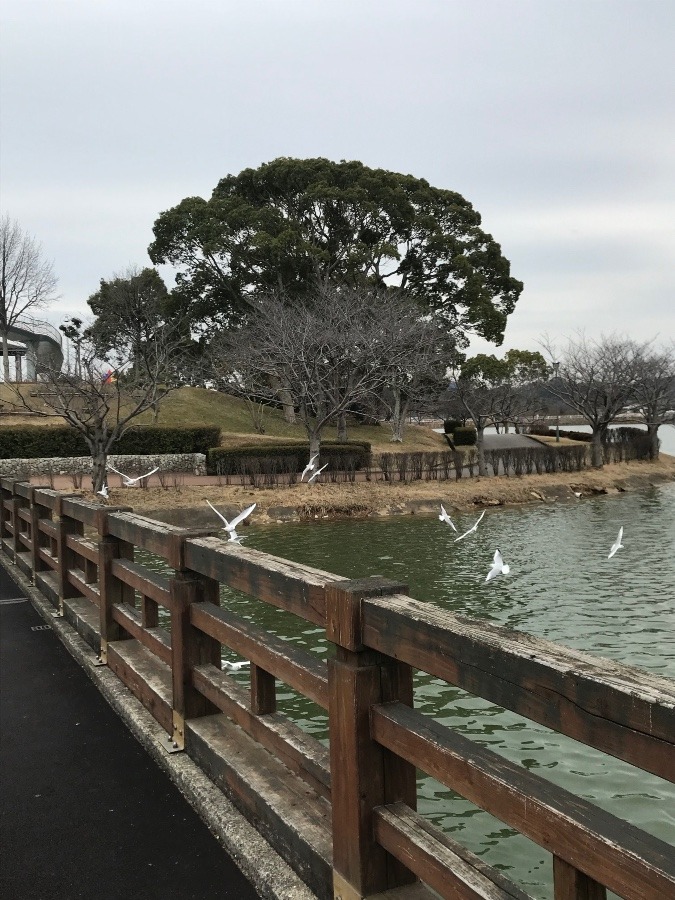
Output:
(362, 595), (675, 783)
(61, 496), (101, 527)
(184, 536), (346, 627)
(106, 511), (187, 558)
(38, 519), (58, 539)
(66, 534), (99, 565)
(190, 601), (329, 709)
(67, 568), (101, 606)
(371, 702), (675, 900)
(111, 558), (172, 608)
(373, 803), (533, 900)
(37, 545), (59, 571)
(192, 663), (331, 800)
(111, 603), (172, 665)
(107, 639), (173, 734)
(187, 713), (333, 900)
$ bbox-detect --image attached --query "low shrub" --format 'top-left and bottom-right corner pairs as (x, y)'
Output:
(206, 441), (371, 477)
(453, 426), (477, 446)
(443, 418), (463, 434)
(0, 425), (221, 459)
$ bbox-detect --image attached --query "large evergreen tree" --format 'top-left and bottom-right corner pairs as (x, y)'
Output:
(149, 157), (522, 345)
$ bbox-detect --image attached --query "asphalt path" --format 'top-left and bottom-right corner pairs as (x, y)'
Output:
(0, 563), (260, 900)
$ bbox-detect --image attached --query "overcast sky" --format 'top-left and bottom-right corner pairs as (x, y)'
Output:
(2, 0), (673, 357)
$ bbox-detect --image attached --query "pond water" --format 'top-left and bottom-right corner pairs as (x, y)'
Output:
(140, 483), (675, 898)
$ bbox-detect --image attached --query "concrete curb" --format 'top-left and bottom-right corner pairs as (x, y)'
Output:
(2, 558), (317, 900)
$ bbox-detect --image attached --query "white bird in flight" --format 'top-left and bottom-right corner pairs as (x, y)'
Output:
(97, 483), (109, 499)
(307, 463), (328, 484)
(608, 527), (624, 559)
(206, 500), (256, 542)
(300, 454), (319, 481)
(222, 660), (251, 673)
(108, 464), (159, 486)
(454, 510), (486, 543)
(438, 504), (457, 531)
(485, 549), (510, 583)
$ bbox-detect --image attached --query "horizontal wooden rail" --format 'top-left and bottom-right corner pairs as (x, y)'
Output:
(192, 663), (331, 800)
(67, 568), (101, 606)
(184, 536), (347, 627)
(38, 519), (58, 540)
(106, 512), (190, 559)
(61, 496), (101, 527)
(37, 546), (58, 571)
(17, 507), (31, 524)
(66, 534), (99, 565)
(362, 594), (675, 783)
(373, 803), (532, 900)
(371, 702), (675, 900)
(110, 559), (172, 609)
(190, 601), (329, 710)
(112, 603), (172, 665)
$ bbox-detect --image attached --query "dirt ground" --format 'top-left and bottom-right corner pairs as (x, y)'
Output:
(63, 456), (675, 524)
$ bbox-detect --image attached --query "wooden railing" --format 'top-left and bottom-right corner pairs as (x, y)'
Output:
(1, 477), (674, 900)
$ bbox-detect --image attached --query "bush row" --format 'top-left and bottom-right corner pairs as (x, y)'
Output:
(485, 445), (589, 476)
(0, 425), (221, 459)
(206, 441), (372, 478)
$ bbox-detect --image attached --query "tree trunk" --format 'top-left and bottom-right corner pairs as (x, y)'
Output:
(476, 426), (488, 477)
(91, 448), (108, 492)
(647, 423), (660, 460)
(2, 331), (10, 383)
(308, 429), (321, 458)
(390, 388), (408, 443)
(336, 410), (348, 442)
(270, 375), (296, 424)
(590, 429), (604, 468)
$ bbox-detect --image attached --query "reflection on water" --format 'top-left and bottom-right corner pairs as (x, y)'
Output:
(139, 482), (675, 898)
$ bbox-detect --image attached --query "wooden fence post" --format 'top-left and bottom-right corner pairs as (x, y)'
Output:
(553, 856), (607, 900)
(326, 577), (417, 900)
(168, 531), (220, 750)
(54, 495), (84, 616)
(97, 507), (134, 663)
(30, 487), (52, 581)
(0, 478), (16, 557)
(10, 481), (29, 563)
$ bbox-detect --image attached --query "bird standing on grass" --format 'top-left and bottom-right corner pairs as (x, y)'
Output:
(206, 500), (256, 543)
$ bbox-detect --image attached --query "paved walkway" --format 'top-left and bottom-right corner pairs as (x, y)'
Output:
(0, 564), (260, 900)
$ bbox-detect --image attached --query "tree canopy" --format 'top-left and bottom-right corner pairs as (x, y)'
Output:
(149, 157), (523, 344)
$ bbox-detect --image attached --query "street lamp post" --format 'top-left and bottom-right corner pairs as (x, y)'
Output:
(552, 361), (560, 442)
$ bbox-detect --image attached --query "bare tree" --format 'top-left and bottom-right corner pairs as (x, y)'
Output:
(448, 350), (549, 476)
(8, 317), (188, 491)
(631, 341), (675, 459)
(1, 215), (59, 382)
(209, 285), (424, 457)
(542, 333), (644, 467)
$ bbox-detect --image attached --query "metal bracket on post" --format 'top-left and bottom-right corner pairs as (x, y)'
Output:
(166, 711), (185, 754)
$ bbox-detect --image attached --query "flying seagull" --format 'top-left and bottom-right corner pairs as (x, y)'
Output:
(300, 454), (319, 482)
(608, 527), (624, 559)
(108, 464), (159, 486)
(206, 500), (256, 542)
(454, 510), (486, 543)
(222, 660), (251, 673)
(438, 504), (457, 531)
(96, 483), (109, 499)
(485, 549), (510, 583)
(307, 463), (328, 484)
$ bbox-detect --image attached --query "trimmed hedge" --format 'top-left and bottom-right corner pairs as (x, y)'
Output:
(452, 426), (477, 446)
(0, 425), (221, 459)
(207, 441), (372, 476)
(443, 419), (463, 434)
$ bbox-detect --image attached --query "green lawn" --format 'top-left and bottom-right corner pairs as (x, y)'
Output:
(1, 384), (447, 453)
